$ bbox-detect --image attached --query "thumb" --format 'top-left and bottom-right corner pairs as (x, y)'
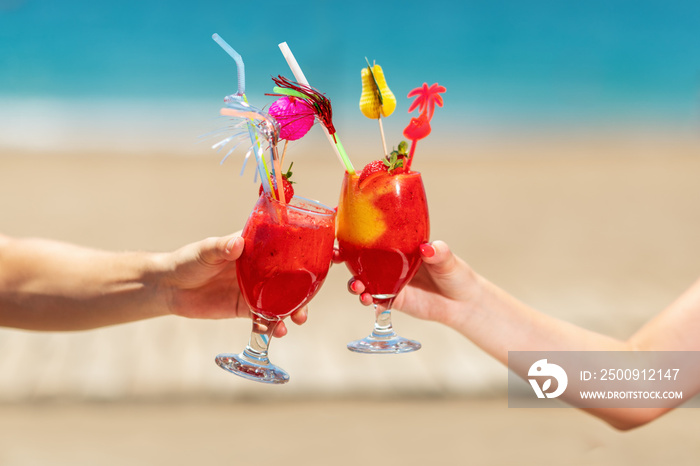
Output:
(199, 233), (244, 265)
(420, 240), (458, 276)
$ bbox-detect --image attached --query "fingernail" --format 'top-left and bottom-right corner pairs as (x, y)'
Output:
(225, 237), (239, 254)
(420, 243), (435, 258)
(350, 280), (360, 292)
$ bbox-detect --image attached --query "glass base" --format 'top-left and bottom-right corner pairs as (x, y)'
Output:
(347, 333), (422, 354)
(215, 352), (289, 384)
(348, 300), (421, 354)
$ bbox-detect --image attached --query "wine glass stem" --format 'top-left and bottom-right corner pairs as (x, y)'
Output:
(372, 305), (397, 339)
(241, 315), (280, 364)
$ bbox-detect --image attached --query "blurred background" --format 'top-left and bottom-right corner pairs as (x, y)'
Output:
(1, 0), (699, 464)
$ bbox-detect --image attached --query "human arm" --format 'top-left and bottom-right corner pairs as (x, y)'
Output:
(348, 240), (700, 429)
(0, 233), (305, 335)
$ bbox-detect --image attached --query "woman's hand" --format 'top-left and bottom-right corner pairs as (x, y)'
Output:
(345, 240), (480, 327)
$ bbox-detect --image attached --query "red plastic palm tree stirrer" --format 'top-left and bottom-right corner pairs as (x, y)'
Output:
(402, 83), (446, 170)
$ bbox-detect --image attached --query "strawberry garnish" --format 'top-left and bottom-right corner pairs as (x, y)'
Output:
(358, 159), (387, 184)
(358, 141), (411, 184)
(259, 162), (295, 203)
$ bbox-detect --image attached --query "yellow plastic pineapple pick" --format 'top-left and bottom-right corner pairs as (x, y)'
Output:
(359, 59), (396, 156)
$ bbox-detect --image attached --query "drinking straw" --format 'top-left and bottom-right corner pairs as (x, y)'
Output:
(278, 42), (355, 174)
(212, 34), (273, 196)
(246, 119), (275, 196)
(272, 86), (307, 100)
(269, 142), (286, 205)
(212, 33), (245, 97)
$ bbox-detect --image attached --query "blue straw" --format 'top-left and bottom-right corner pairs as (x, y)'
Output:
(246, 119), (272, 195)
(212, 33), (271, 195)
(212, 33), (245, 96)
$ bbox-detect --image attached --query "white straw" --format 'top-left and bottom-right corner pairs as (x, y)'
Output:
(278, 42), (309, 86)
(278, 42), (350, 172)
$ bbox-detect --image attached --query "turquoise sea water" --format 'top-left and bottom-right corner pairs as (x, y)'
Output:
(1, 0), (699, 152)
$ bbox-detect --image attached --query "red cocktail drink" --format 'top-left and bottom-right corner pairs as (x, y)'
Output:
(337, 170), (429, 353)
(216, 194), (335, 383)
(237, 195), (335, 320)
(338, 171), (429, 300)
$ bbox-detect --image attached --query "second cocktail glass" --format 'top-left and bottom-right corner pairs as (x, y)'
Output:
(215, 194), (336, 383)
(337, 170), (429, 353)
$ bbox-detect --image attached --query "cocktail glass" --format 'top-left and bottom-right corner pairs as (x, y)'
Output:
(215, 194), (336, 383)
(337, 170), (429, 353)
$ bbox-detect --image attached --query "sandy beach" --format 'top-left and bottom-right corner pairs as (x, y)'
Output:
(1, 397), (700, 466)
(1, 132), (699, 465)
